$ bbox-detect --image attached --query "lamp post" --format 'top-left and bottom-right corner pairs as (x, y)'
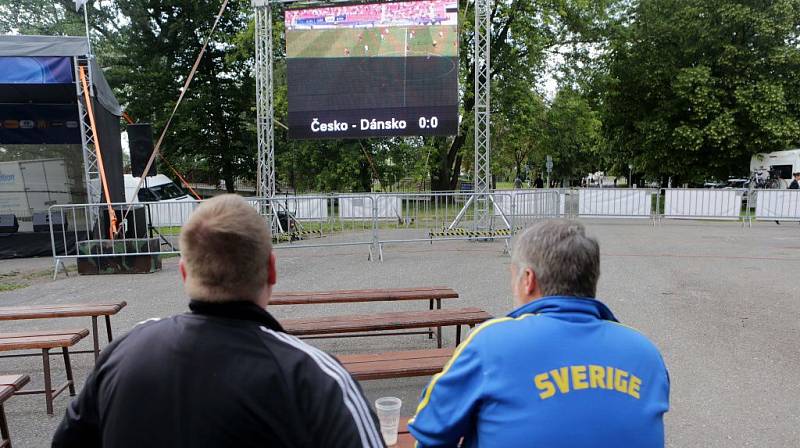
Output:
(628, 163), (633, 188)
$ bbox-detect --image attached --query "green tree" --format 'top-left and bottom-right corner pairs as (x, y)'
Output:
(542, 87), (604, 184)
(426, 0), (620, 190)
(106, 0), (257, 192)
(601, 0), (800, 184)
(493, 79), (547, 182)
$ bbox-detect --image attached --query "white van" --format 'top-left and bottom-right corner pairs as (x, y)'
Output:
(750, 149), (800, 183)
(123, 174), (196, 227)
(123, 174), (190, 203)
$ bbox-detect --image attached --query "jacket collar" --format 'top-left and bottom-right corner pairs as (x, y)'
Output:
(508, 296), (618, 322)
(189, 300), (284, 332)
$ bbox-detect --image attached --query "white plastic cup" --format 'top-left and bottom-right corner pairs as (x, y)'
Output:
(375, 397), (402, 446)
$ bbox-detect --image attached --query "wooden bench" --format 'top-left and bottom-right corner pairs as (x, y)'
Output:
(397, 417), (414, 448)
(0, 375), (29, 448)
(282, 307), (490, 348)
(0, 302), (128, 360)
(0, 329), (89, 415)
(272, 287), (459, 345)
(0, 302), (127, 360)
(271, 287), (458, 308)
(339, 348), (453, 381)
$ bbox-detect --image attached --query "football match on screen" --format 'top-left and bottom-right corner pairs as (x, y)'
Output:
(285, 0), (459, 139)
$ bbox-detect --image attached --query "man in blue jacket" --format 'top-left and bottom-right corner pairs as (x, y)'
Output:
(409, 220), (670, 447)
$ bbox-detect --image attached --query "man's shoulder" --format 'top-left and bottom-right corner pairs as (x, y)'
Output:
(460, 314), (542, 347)
(600, 320), (666, 362)
(255, 326), (346, 372)
(464, 313), (664, 360)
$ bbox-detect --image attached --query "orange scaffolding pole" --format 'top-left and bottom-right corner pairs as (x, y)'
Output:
(78, 65), (118, 239)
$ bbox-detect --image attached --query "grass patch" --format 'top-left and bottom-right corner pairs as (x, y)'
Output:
(23, 269), (53, 280)
(0, 282), (26, 292)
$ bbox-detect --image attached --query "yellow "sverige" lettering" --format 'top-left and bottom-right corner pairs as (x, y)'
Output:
(533, 365), (642, 400)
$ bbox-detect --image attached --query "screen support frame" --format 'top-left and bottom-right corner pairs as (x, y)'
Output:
(253, 0), (495, 234)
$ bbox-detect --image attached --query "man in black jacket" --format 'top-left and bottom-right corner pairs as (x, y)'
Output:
(52, 194), (385, 448)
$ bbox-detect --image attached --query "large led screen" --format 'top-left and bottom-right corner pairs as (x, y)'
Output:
(285, 0), (459, 139)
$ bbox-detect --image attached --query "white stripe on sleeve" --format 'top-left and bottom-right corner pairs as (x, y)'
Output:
(260, 327), (384, 448)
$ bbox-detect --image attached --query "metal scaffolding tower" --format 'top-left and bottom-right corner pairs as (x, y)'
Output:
(252, 0), (493, 232)
(472, 0), (492, 230)
(73, 55), (101, 206)
(254, 0), (277, 229)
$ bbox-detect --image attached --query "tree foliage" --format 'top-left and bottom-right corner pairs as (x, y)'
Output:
(3, 0), (798, 190)
(600, 0), (800, 184)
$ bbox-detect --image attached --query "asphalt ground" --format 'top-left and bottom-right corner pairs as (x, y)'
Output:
(0, 220), (798, 447)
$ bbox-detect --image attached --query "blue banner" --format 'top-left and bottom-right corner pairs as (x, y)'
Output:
(0, 104), (81, 144)
(0, 57), (73, 84)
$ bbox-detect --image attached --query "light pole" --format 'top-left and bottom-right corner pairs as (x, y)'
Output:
(628, 163), (633, 188)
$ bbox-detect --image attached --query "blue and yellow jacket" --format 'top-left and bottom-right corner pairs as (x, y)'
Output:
(408, 296), (670, 447)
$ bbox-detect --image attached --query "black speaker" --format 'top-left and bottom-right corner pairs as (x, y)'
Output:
(32, 212), (67, 233)
(0, 214), (18, 233)
(128, 123), (157, 178)
(97, 205), (148, 239)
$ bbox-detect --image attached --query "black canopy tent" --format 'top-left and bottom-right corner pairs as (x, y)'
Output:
(0, 35), (125, 203)
(0, 35), (126, 259)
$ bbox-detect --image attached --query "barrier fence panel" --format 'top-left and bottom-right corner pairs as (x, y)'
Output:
(339, 194), (401, 220)
(50, 188), (779, 273)
(663, 188), (744, 221)
(48, 200), (200, 275)
(374, 192), (515, 245)
(577, 188), (656, 220)
(268, 195), (377, 250)
(146, 200), (199, 228)
(506, 190), (562, 229)
(753, 190), (800, 222)
(273, 195), (328, 221)
(49, 196), (381, 272)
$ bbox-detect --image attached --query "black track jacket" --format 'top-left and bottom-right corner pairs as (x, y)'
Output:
(52, 300), (385, 448)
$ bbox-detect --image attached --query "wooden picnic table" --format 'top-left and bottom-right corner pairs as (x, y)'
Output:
(0, 329), (88, 415)
(271, 287), (460, 345)
(0, 374), (29, 448)
(0, 302), (127, 360)
(282, 307), (490, 347)
(270, 287), (458, 308)
(339, 348), (453, 381)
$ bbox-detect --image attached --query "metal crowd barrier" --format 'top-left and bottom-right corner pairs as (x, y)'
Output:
(574, 188), (658, 222)
(374, 192), (515, 245)
(661, 188), (745, 222)
(50, 188), (796, 273)
(265, 194), (377, 251)
(751, 189), (800, 222)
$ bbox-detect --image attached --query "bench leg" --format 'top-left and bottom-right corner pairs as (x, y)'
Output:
(62, 348), (75, 396)
(105, 315), (114, 342)
(428, 299), (434, 339)
(42, 349), (53, 416)
(456, 325), (462, 346)
(91, 316), (100, 361)
(435, 299), (442, 347)
(0, 404), (10, 448)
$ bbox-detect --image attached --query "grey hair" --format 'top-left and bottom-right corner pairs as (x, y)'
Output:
(511, 220), (600, 298)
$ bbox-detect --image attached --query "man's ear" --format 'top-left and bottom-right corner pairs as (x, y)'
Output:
(179, 258), (187, 283)
(525, 268), (538, 296)
(267, 252), (277, 286)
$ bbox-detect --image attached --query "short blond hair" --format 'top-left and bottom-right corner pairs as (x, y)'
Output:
(179, 194), (272, 302)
